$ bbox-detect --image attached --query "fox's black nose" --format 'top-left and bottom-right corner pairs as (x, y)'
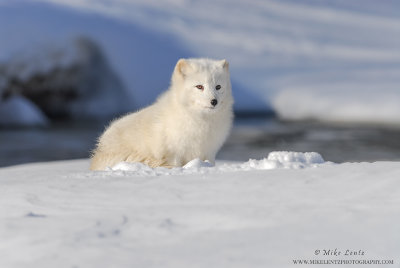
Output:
(211, 99), (218, 106)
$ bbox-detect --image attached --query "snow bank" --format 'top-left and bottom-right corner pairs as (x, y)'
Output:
(109, 151), (326, 175)
(0, 157), (399, 268)
(272, 86), (400, 125)
(36, 0), (400, 124)
(2, 1), (400, 124)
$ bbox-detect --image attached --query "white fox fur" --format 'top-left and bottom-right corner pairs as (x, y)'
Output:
(90, 58), (234, 170)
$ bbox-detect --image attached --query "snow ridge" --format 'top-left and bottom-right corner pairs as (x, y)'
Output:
(108, 151), (326, 176)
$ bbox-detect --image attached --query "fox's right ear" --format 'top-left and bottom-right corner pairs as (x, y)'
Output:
(219, 59), (229, 70)
(175, 58), (190, 77)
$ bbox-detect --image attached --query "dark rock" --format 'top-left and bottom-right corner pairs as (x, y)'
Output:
(0, 37), (133, 125)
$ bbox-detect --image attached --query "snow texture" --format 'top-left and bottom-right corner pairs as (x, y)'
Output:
(109, 151), (326, 176)
(0, 153), (399, 267)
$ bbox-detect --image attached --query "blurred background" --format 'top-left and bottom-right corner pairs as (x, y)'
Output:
(1, 0), (400, 167)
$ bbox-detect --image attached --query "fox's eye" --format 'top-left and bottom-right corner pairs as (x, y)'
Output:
(196, 85), (204, 90)
(216, 85), (221, 90)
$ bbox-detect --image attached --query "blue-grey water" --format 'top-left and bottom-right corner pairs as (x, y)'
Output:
(1, 119), (400, 168)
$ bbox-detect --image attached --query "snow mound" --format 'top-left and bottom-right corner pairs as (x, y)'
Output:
(225, 151), (325, 171)
(0, 96), (48, 127)
(267, 151), (325, 165)
(108, 162), (153, 172)
(109, 152), (326, 176)
(107, 160), (214, 176)
(183, 159), (214, 169)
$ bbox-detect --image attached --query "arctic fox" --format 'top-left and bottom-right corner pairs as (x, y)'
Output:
(90, 58), (234, 170)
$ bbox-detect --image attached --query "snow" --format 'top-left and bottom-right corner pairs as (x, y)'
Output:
(1, 2), (399, 265)
(109, 152), (327, 175)
(0, 96), (48, 127)
(2, 38), (81, 82)
(272, 81), (400, 125)
(183, 158), (213, 169)
(1, 0), (400, 124)
(1, 152), (399, 267)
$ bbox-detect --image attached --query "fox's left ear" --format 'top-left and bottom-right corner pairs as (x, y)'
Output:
(219, 59), (229, 70)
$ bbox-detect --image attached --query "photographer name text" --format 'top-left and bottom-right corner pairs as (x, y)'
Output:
(315, 249), (365, 256)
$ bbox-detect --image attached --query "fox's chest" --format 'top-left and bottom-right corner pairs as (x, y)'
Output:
(163, 116), (229, 165)
(169, 119), (214, 149)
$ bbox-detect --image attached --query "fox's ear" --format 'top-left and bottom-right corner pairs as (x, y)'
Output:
(219, 59), (229, 70)
(175, 58), (190, 77)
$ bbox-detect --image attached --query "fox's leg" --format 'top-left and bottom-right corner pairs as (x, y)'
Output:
(90, 151), (127, 170)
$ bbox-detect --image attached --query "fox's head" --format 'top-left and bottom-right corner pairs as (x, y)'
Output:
(171, 58), (234, 115)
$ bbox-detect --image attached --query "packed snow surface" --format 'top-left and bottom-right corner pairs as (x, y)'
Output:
(1, 151), (399, 267)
